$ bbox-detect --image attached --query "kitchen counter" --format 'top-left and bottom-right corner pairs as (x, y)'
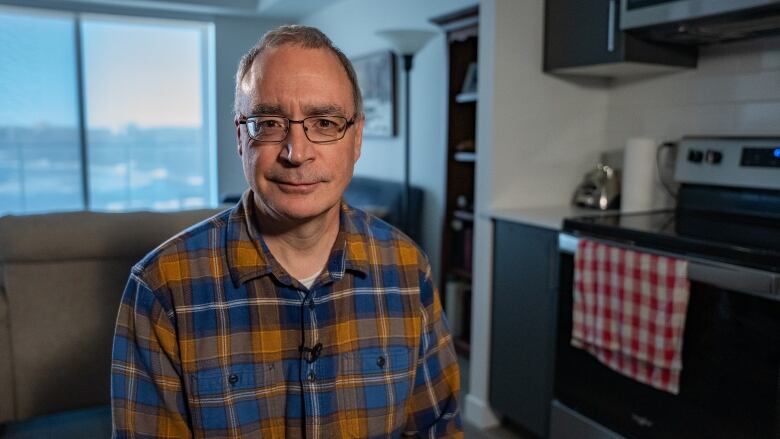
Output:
(489, 205), (616, 231)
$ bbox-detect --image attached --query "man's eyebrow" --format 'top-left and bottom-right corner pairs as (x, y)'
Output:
(248, 103), (350, 117)
(249, 103), (283, 115)
(303, 104), (348, 116)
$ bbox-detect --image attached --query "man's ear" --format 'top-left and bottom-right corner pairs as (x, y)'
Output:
(352, 116), (364, 162)
(235, 116), (243, 156)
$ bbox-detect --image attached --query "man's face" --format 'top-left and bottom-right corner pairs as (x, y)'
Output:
(235, 45), (363, 222)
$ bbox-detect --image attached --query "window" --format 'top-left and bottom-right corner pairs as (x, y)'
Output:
(0, 9), (83, 213)
(0, 6), (215, 215)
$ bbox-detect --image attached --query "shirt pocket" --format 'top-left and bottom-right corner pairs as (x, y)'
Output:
(189, 362), (284, 437)
(337, 347), (415, 438)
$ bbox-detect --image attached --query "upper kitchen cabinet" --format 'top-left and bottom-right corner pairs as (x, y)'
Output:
(544, 0), (697, 78)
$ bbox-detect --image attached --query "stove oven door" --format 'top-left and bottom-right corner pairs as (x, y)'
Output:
(552, 234), (780, 439)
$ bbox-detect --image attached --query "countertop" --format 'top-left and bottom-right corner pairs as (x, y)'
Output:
(489, 205), (617, 231)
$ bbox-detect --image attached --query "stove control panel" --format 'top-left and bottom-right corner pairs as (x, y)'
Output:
(741, 147), (780, 168)
(675, 137), (780, 190)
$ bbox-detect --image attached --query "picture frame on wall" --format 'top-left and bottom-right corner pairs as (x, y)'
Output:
(352, 50), (396, 137)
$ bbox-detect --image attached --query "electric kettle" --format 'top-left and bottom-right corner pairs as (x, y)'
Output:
(572, 164), (620, 210)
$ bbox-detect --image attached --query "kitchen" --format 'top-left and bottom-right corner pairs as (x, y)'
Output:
(471, 1), (780, 438)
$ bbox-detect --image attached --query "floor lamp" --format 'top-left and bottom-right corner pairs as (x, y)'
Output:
(376, 29), (436, 237)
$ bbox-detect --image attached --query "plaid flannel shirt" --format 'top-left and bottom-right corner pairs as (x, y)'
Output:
(111, 191), (462, 438)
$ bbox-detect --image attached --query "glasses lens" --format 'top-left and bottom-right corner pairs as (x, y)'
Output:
(304, 116), (348, 142)
(247, 116), (287, 142)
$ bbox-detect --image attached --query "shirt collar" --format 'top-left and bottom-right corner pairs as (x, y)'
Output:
(226, 189), (369, 288)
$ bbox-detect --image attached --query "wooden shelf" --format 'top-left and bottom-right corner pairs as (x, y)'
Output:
(453, 151), (476, 162)
(455, 92), (478, 103)
(453, 209), (474, 222)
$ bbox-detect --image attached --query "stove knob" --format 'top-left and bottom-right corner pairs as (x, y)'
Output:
(705, 150), (723, 164)
(687, 149), (704, 163)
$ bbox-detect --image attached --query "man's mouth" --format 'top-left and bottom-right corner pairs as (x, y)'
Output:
(274, 180), (321, 193)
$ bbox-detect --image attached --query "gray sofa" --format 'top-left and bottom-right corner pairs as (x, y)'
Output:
(0, 208), (222, 427)
(343, 176), (424, 243)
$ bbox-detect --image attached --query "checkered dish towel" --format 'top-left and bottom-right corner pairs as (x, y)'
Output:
(571, 239), (691, 394)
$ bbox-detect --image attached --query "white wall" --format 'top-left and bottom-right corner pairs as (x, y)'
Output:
(302, 0), (478, 278)
(607, 35), (780, 148)
(467, 0), (611, 428)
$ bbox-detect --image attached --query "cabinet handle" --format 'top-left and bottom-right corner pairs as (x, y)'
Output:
(608, 0), (617, 52)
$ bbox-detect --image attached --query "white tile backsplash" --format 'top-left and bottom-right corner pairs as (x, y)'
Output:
(607, 35), (780, 149)
(736, 102), (780, 132)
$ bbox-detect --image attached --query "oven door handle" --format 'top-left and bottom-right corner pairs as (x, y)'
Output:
(558, 233), (580, 255)
(558, 233), (780, 300)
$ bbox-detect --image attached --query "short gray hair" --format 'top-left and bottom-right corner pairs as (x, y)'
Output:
(233, 25), (363, 118)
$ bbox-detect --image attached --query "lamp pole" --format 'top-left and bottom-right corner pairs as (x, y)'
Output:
(376, 29), (436, 239)
(401, 53), (413, 234)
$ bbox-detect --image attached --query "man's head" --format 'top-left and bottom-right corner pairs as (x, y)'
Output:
(234, 25), (364, 222)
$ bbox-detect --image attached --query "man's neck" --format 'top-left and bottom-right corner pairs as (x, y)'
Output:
(254, 201), (341, 281)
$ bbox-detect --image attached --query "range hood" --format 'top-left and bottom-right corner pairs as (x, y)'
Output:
(621, 0), (780, 45)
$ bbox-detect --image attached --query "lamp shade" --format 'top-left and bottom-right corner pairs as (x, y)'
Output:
(376, 29), (437, 55)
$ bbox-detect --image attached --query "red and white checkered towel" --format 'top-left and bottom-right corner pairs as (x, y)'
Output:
(571, 239), (691, 394)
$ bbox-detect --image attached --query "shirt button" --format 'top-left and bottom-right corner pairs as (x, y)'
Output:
(307, 370), (316, 382)
(228, 373), (239, 385)
(377, 356), (386, 368)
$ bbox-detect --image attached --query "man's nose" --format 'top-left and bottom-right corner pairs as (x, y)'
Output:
(280, 121), (314, 165)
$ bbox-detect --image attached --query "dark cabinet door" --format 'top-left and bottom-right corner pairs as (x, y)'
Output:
(490, 220), (560, 438)
(544, 0), (696, 75)
(544, 0), (622, 71)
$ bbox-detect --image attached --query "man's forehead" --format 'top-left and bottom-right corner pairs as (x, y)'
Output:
(250, 44), (343, 78)
(238, 44), (354, 116)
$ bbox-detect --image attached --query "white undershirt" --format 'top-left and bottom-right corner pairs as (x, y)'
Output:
(298, 270), (322, 289)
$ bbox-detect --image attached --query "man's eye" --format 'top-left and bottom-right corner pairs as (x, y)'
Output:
(314, 118), (335, 128)
(259, 119), (282, 128)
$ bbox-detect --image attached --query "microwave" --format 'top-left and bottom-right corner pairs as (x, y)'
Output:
(620, 0), (780, 44)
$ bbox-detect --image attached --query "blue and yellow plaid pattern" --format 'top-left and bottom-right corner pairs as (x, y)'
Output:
(111, 191), (462, 438)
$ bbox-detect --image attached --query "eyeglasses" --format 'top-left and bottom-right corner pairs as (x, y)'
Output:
(238, 115), (356, 144)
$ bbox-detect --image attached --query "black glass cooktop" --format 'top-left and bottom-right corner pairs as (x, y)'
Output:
(563, 209), (780, 273)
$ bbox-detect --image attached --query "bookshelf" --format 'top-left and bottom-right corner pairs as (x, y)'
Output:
(431, 6), (478, 358)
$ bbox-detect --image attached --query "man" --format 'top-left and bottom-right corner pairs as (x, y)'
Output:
(111, 25), (461, 438)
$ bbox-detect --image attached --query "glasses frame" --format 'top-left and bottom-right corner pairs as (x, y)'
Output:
(238, 114), (356, 144)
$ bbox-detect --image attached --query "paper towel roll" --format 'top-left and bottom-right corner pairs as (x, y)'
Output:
(621, 137), (659, 213)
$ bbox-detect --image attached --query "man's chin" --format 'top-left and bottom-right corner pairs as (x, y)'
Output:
(257, 195), (339, 223)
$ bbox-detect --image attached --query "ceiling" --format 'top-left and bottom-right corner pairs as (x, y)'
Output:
(20, 0), (344, 20)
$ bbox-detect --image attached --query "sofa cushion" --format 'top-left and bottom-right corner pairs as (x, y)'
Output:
(3, 260), (132, 419)
(0, 287), (12, 421)
(0, 208), (222, 422)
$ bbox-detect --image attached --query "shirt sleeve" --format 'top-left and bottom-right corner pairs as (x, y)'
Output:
(404, 265), (464, 438)
(111, 272), (192, 438)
